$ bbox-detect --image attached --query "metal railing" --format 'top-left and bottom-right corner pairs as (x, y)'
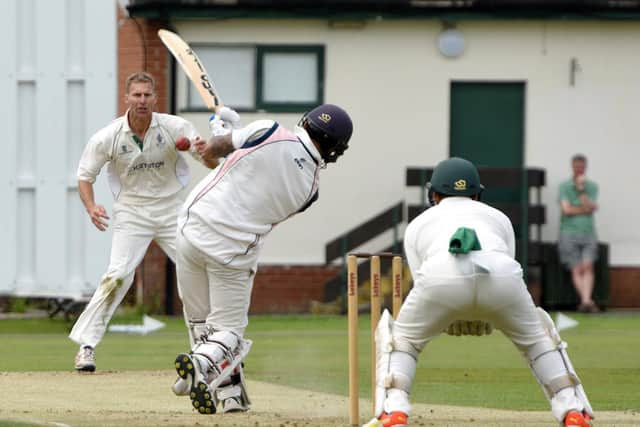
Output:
(323, 201), (405, 302)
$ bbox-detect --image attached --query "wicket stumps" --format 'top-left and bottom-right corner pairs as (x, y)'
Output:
(347, 252), (404, 427)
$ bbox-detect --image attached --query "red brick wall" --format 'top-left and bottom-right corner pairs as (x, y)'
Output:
(167, 263), (640, 314)
(140, 244), (169, 313)
(250, 265), (342, 314)
(117, 6), (170, 115)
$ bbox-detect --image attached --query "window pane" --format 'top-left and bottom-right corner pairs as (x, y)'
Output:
(189, 46), (255, 110)
(262, 52), (318, 103)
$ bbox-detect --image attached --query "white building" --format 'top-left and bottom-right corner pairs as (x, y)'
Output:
(2, 0), (639, 310)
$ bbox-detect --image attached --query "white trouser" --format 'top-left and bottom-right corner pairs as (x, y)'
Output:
(387, 251), (572, 417)
(395, 252), (547, 352)
(69, 196), (181, 348)
(176, 232), (255, 340)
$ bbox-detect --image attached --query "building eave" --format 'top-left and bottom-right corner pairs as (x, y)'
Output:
(126, 0), (640, 21)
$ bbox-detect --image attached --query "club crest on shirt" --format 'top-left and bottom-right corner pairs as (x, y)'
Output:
(120, 144), (132, 154)
(454, 179), (467, 191)
(156, 133), (165, 147)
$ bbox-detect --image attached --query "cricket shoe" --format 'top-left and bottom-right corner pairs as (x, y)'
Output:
(74, 345), (96, 372)
(217, 383), (250, 413)
(171, 376), (190, 396)
(221, 396), (249, 413)
(362, 411), (409, 427)
(174, 353), (218, 414)
(564, 410), (593, 427)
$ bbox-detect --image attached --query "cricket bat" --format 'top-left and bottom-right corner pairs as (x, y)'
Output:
(157, 29), (223, 113)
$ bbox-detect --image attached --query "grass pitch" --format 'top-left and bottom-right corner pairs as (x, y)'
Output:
(0, 310), (639, 413)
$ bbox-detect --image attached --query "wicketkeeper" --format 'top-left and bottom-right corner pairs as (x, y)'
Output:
(365, 157), (594, 427)
(171, 104), (354, 414)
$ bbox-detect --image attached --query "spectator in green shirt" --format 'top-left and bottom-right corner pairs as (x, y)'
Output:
(558, 154), (599, 313)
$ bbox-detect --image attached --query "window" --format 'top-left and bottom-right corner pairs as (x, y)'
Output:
(184, 44), (324, 113)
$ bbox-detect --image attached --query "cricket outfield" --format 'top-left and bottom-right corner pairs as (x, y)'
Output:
(0, 312), (638, 426)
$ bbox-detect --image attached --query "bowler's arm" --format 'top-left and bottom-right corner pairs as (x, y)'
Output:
(78, 180), (110, 231)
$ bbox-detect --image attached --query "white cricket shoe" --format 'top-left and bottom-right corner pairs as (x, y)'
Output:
(171, 376), (190, 396)
(174, 353), (218, 414)
(221, 396), (249, 413)
(217, 382), (250, 413)
(74, 345), (96, 372)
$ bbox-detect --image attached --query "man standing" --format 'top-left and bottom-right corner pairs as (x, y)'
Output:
(69, 72), (212, 372)
(171, 104), (353, 414)
(558, 154), (600, 313)
(366, 157), (594, 427)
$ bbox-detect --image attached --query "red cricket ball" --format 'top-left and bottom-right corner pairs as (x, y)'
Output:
(175, 137), (191, 151)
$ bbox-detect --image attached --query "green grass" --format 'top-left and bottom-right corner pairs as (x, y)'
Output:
(1, 311), (639, 412)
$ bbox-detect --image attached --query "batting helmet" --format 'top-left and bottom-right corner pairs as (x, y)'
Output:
(427, 157), (484, 201)
(299, 104), (353, 163)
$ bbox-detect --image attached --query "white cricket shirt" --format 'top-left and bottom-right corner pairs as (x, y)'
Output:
(77, 111), (200, 204)
(178, 120), (322, 270)
(403, 197), (516, 275)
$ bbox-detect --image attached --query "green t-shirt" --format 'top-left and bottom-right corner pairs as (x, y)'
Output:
(558, 178), (598, 236)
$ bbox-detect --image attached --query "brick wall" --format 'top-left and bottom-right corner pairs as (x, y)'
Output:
(117, 6), (170, 115)
(166, 263), (639, 315)
(139, 244), (168, 313)
(250, 265), (341, 314)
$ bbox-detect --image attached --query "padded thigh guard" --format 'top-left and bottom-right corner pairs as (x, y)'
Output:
(192, 330), (253, 392)
(373, 310), (414, 417)
(528, 308), (594, 421)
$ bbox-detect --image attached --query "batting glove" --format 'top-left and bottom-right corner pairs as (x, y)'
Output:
(217, 106), (241, 129)
(209, 114), (232, 137)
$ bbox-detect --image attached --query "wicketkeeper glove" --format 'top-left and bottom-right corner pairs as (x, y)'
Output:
(445, 320), (494, 336)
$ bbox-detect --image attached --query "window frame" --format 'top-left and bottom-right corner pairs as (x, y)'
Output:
(180, 43), (325, 114)
(256, 44), (325, 113)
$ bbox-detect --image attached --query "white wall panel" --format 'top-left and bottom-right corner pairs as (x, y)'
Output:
(66, 82), (87, 292)
(15, 82), (37, 292)
(35, 0), (66, 292)
(1, 0), (116, 298)
(0, 0), (18, 293)
(83, 1), (117, 294)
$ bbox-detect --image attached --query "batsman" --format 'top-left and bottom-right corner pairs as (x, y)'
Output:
(365, 157), (594, 427)
(171, 103), (354, 414)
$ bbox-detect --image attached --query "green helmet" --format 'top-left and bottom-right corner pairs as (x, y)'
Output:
(428, 157), (484, 198)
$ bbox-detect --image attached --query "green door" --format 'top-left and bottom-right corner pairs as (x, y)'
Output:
(450, 81), (524, 175)
(449, 82), (527, 261)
